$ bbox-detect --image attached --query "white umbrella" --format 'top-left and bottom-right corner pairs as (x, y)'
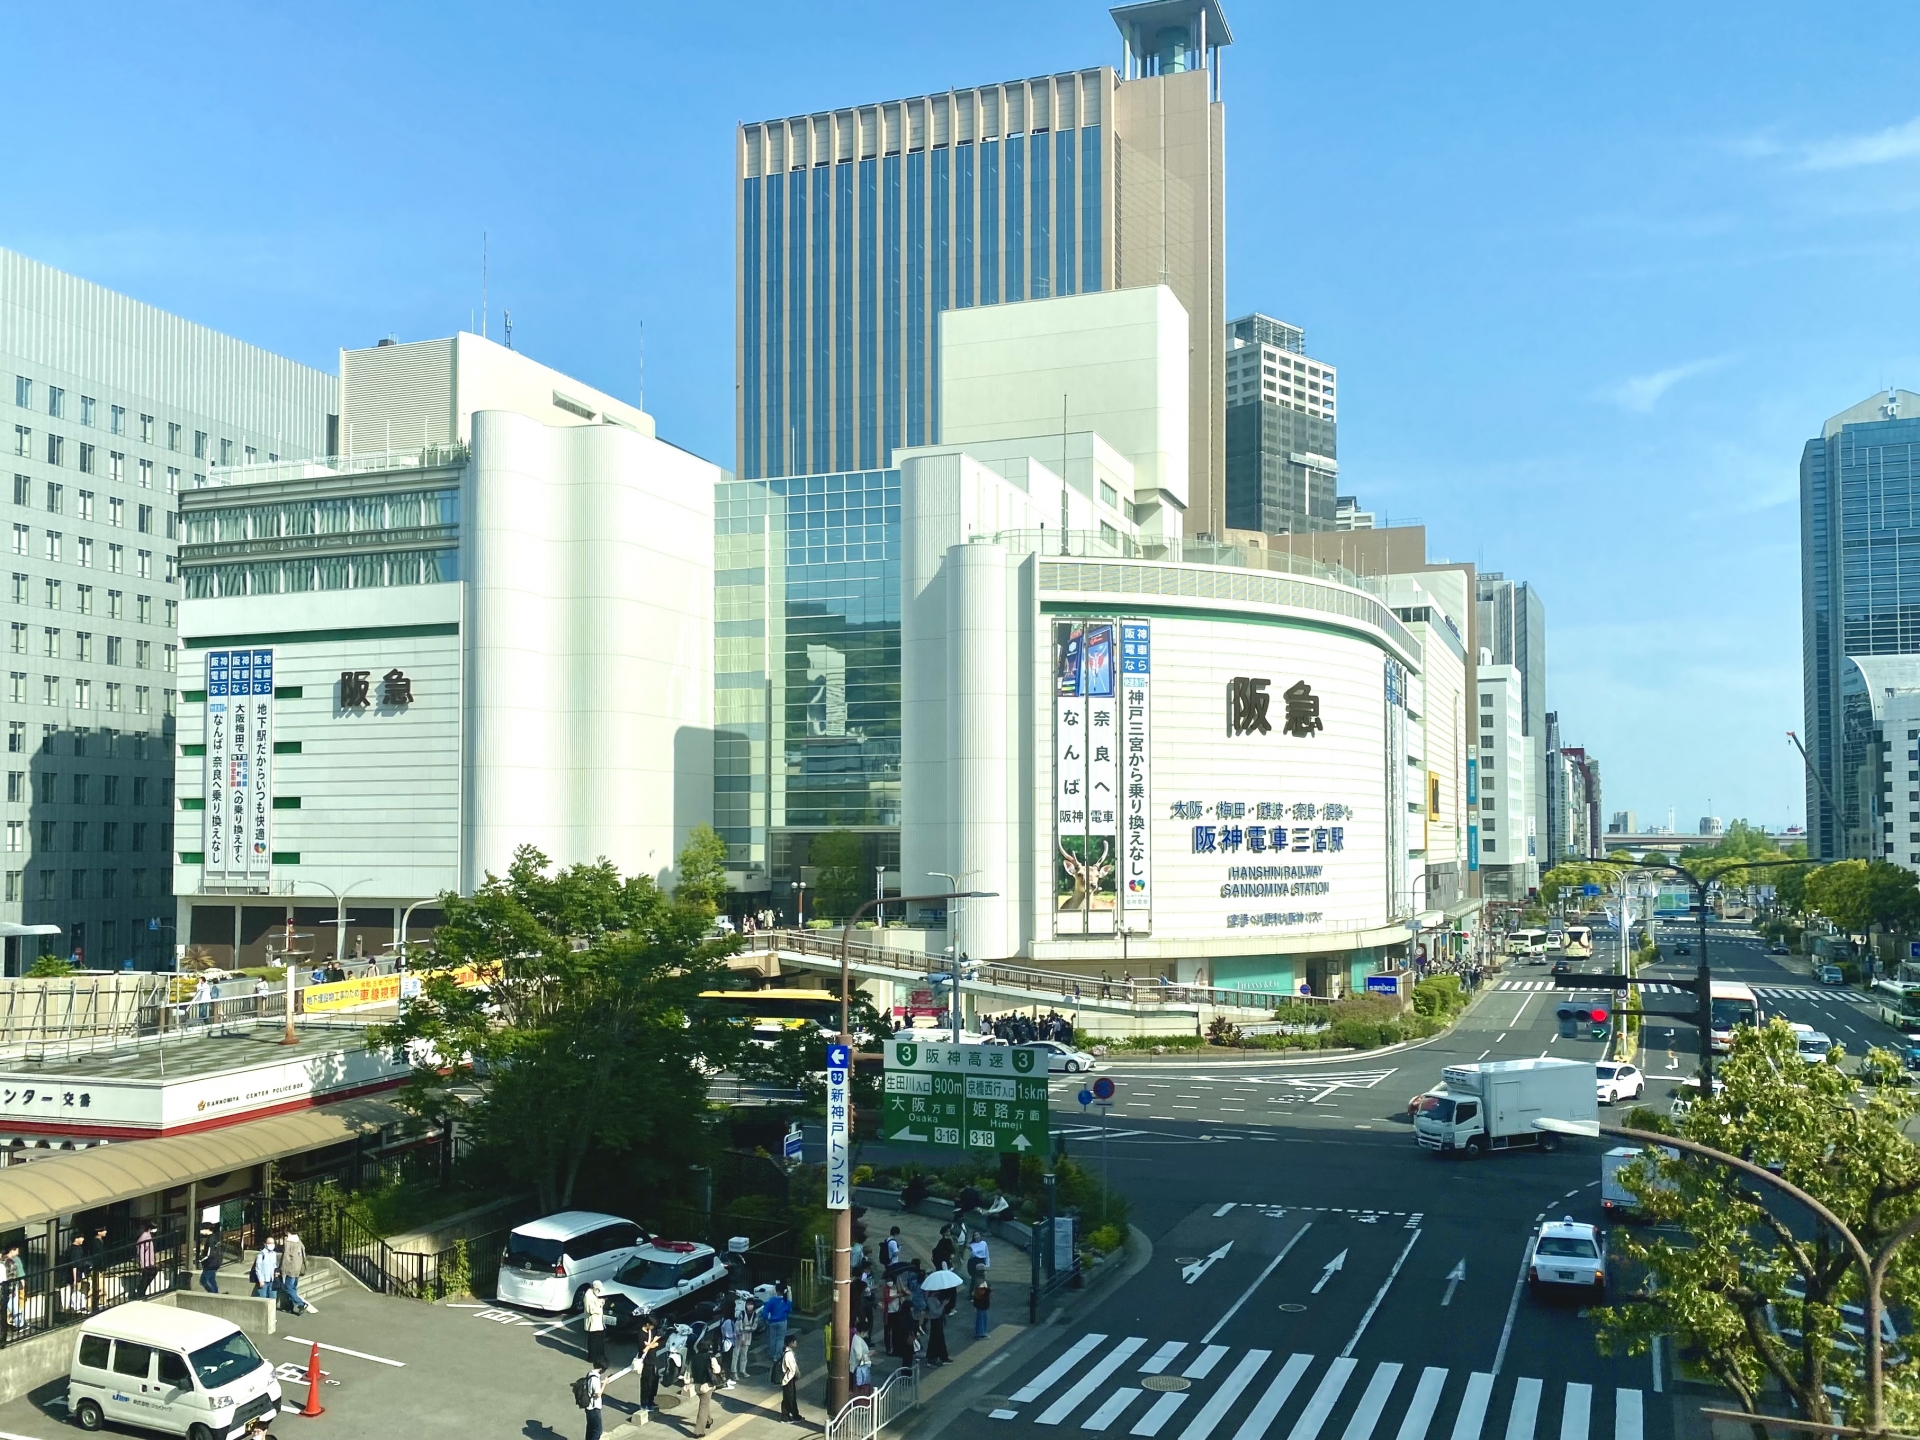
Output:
(921, 1269), (964, 1292)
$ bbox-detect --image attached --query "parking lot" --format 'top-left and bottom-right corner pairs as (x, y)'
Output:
(0, 1276), (827, 1440)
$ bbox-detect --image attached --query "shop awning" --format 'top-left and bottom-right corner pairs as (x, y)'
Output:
(0, 1095), (407, 1230)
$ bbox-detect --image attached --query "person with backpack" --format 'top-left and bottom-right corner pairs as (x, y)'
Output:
(280, 1230), (310, 1314)
(882, 1227), (901, 1267)
(777, 1336), (801, 1423)
(693, 1346), (723, 1433)
(572, 1366), (605, 1440)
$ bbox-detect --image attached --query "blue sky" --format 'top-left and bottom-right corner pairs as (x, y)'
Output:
(5, 2), (1917, 833)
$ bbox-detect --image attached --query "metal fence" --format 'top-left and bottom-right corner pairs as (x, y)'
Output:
(826, 1364), (919, 1440)
(0, 1227), (187, 1350)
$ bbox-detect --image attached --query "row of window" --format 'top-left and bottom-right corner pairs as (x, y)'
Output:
(3, 866), (169, 902)
(7, 819), (160, 851)
(10, 530), (164, 576)
(182, 548), (455, 599)
(6, 772), (163, 805)
(10, 626), (163, 664)
(3, 675), (169, 714)
(9, 723), (160, 759)
(181, 489), (456, 545)
(0, 582), (167, 625)
(14, 375), (264, 466)
(14, 477), (170, 529)
(13, 430), (191, 490)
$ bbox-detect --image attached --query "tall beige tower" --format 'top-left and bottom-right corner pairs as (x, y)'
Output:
(735, 1), (1229, 532)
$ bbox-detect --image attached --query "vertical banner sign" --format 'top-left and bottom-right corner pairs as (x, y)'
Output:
(1053, 620), (1118, 936)
(824, 1042), (851, 1211)
(1082, 622), (1117, 937)
(204, 651), (230, 876)
(227, 650), (251, 887)
(1119, 620), (1152, 930)
(1384, 660), (1408, 917)
(1053, 623), (1088, 936)
(1466, 754), (1480, 874)
(246, 649), (274, 883)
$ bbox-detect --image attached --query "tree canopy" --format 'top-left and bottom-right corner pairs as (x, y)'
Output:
(809, 829), (868, 920)
(371, 841), (744, 1211)
(1803, 859), (1920, 940)
(1539, 861), (1625, 906)
(1601, 1021), (1920, 1431)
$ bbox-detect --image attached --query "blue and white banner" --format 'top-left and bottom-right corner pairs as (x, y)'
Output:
(201, 648), (274, 885)
(825, 1042), (851, 1211)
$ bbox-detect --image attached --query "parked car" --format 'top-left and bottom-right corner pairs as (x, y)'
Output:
(496, 1212), (650, 1314)
(1594, 1062), (1644, 1105)
(68, 1301), (282, 1439)
(598, 1240), (734, 1330)
(1820, 965), (1846, 985)
(1528, 1217), (1607, 1298)
(1770, 943), (1790, 955)
(1031, 1039), (1096, 1073)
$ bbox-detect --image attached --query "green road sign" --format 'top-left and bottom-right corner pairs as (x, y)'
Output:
(882, 1039), (1051, 1155)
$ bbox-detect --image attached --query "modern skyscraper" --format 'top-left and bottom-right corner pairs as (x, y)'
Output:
(1477, 572), (1547, 868)
(1223, 312), (1337, 534)
(1800, 388), (1920, 858)
(735, 0), (1230, 532)
(1, 247), (336, 971)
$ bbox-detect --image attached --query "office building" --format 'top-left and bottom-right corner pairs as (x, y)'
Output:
(1476, 571), (1547, 869)
(1836, 656), (1920, 870)
(1476, 662), (1534, 899)
(175, 334), (716, 966)
(1387, 573), (1470, 915)
(1609, 810), (1636, 835)
(1, 248), (336, 972)
(1800, 388), (1920, 857)
(1334, 495), (1373, 530)
(735, 0), (1230, 533)
(1224, 313), (1337, 535)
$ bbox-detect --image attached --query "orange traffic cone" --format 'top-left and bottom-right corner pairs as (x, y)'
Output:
(301, 1340), (325, 1417)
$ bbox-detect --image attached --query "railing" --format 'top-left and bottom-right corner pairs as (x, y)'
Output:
(827, 1364), (919, 1440)
(0, 1228), (187, 1350)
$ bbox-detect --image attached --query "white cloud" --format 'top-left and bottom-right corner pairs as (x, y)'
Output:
(1800, 117), (1920, 171)
(1599, 355), (1731, 413)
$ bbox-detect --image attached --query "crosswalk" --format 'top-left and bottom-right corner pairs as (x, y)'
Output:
(1754, 985), (1862, 1003)
(992, 1338), (1647, 1440)
(1495, 981), (1686, 994)
(1494, 980), (1860, 1004)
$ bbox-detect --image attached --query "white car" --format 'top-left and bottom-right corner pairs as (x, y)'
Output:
(1032, 1039), (1095, 1073)
(495, 1212), (649, 1313)
(1789, 1022), (1833, 1064)
(598, 1240), (734, 1330)
(1594, 1062), (1644, 1105)
(1528, 1217), (1607, 1298)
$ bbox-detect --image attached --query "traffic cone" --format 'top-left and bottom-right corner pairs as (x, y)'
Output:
(301, 1340), (325, 1417)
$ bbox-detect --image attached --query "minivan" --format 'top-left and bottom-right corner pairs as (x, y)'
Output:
(495, 1211), (649, 1313)
(69, 1300), (281, 1438)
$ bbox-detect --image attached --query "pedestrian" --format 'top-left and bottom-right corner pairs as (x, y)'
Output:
(967, 1234), (990, 1284)
(638, 1320), (663, 1416)
(131, 1221), (158, 1298)
(931, 1226), (955, 1271)
(762, 1281), (792, 1378)
(730, 1297), (756, 1382)
(694, 1346), (723, 1433)
(250, 1237), (278, 1300)
(972, 1280), (992, 1339)
(198, 1228), (221, 1295)
(66, 1233), (92, 1314)
(280, 1229), (310, 1313)
(850, 1327), (872, 1395)
(778, 1336), (802, 1423)
(926, 1287), (950, 1366)
(581, 1364), (606, 1440)
(583, 1280), (609, 1368)
(882, 1226), (901, 1267)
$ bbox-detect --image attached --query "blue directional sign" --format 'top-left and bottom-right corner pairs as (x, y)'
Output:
(825, 1044), (852, 1210)
(1580, 884), (1602, 897)
(826, 1043), (851, 1070)
(1077, 1088), (1094, 1110)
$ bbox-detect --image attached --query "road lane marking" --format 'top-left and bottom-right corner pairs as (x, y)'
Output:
(1228, 1351), (1313, 1440)
(1504, 1377), (1542, 1440)
(1450, 1370), (1497, 1440)
(1085, 1389), (1146, 1431)
(1141, 1342), (1187, 1374)
(1339, 1363), (1404, 1440)
(1214, 1204), (1238, 1217)
(1184, 1345), (1230, 1379)
(1491, 1239), (1532, 1376)
(1178, 1349), (1273, 1440)
(1286, 1358), (1358, 1440)
(283, 1336), (405, 1368)
(1476, 1050), (1490, 1061)
(1559, 1383), (1591, 1440)
(1343, 1229), (1421, 1357)
(1013, 1334), (1108, 1403)
(1614, 1389), (1642, 1440)
(1132, 1392), (1190, 1437)
(1204, 1221), (1314, 1343)
(1394, 1368), (1449, 1440)
(1038, 1337), (1148, 1425)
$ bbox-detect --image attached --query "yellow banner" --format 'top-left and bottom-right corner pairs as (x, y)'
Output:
(301, 965), (482, 1014)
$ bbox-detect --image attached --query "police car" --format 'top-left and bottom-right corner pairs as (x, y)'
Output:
(1527, 1217), (1607, 1298)
(598, 1240), (734, 1329)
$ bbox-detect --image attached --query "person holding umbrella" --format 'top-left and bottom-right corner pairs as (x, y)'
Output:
(921, 1266), (963, 1366)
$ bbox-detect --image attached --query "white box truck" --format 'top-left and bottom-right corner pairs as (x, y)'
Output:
(1412, 1058), (1597, 1157)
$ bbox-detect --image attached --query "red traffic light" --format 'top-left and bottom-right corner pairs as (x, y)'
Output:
(1590, 1007), (1609, 1024)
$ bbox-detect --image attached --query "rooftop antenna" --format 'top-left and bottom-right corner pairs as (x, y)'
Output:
(504, 309), (513, 351)
(482, 232), (488, 341)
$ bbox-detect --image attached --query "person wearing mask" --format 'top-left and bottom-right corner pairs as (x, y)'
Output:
(778, 1336), (802, 1424)
(761, 1282), (793, 1379)
(582, 1280), (608, 1369)
(250, 1237), (278, 1300)
(850, 1327), (872, 1395)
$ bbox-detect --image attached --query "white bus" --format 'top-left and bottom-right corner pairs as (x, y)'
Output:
(1563, 926), (1594, 959)
(1708, 980), (1759, 1053)
(1506, 929), (1549, 958)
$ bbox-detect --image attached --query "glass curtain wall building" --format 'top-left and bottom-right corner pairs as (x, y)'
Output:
(715, 470), (902, 902)
(1223, 313), (1337, 534)
(1802, 389), (1920, 857)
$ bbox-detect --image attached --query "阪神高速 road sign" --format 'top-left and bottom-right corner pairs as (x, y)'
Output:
(882, 1039), (1050, 1154)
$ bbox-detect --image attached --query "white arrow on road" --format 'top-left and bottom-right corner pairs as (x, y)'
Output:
(1441, 1259), (1466, 1307)
(1311, 1249), (1348, 1295)
(1183, 1242), (1233, 1285)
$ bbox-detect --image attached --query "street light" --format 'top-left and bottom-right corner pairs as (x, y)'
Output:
(829, 886), (996, 1419)
(793, 880), (809, 930)
(931, 872), (964, 1041)
(303, 878), (377, 973)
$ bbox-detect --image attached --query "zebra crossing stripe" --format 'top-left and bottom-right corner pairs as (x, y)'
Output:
(1132, 1391), (1191, 1437)
(1085, 1389), (1146, 1432)
(1229, 1352), (1314, 1440)
(1142, 1342), (1187, 1375)
(1185, 1346), (1231, 1380)
(1287, 1357), (1357, 1440)
(1560, 1383), (1591, 1440)
(1393, 1368), (1448, 1440)
(1504, 1377), (1542, 1440)
(1179, 1349), (1273, 1440)
(1039, 1337), (1148, 1425)
(1449, 1373), (1495, 1440)
(1014, 1334), (1109, 1404)
(1613, 1390), (1642, 1440)
(1339, 1362), (1403, 1440)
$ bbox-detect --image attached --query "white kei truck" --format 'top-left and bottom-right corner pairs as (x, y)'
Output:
(1412, 1058), (1598, 1157)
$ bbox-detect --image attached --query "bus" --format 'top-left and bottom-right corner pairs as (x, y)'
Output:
(1506, 929), (1548, 959)
(1708, 980), (1759, 1053)
(1562, 926), (1594, 959)
(699, 987), (841, 1045)
(1871, 980), (1920, 1035)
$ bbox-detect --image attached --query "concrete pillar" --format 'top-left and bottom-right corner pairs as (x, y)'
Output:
(947, 542), (1013, 960)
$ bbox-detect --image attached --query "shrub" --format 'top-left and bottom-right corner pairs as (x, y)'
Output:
(1206, 1016), (1242, 1046)
(1084, 1224), (1125, 1255)
(1411, 975), (1462, 1018)
(852, 1164), (875, 1185)
(1330, 1018), (1384, 1050)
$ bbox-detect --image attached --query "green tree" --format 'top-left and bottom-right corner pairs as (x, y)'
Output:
(675, 822), (730, 912)
(810, 829), (867, 920)
(1774, 863), (1810, 914)
(26, 953), (74, 978)
(370, 841), (744, 1212)
(1539, 861), (1624, 906)
(1599, 1021), (1920, 1433)
(1805, 859), (1920, 953)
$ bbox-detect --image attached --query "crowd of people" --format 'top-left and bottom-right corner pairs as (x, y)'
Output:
(980, 1009), (1074, 1044)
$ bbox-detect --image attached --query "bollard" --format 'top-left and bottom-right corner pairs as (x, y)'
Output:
(301, 1340), (325, 1417)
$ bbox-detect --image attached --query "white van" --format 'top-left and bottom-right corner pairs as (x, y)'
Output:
(69, 1300), (282, 1438)
(495, 1211), (648, 1313)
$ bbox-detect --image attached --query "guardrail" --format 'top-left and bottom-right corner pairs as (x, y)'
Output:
(827, 1363), (919, 1440)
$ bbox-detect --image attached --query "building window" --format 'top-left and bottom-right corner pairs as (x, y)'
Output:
(41, 676), (57, 706)
(37, 821), (53, 849)
(193, 430), (207, 460)
(75, 537), (91, 568)
(76, 490), (92, 522)
(35, 871), (50, 902)
(106, 635), (121, 666)
(3, 822), (16, 854)
(137, 503), (153, 534)
(42, 532), (59, 563)
(163, 643), (176, 673)
(9, 525), (24, 556)
(107, 590), (122, 619)
(69, 868), (84, 900)
(4, 773), (16, 803)
(102, 870), (116, 900)
(74, 584), (90, 614)
(44, 483), (60, 514)
(134, 639), (149, 669)
(137, 549), (151, 579)
(107, 453), (122, 483)
(5, 723), (18, 752)
(107, 543), (122, 573)
(11, 428), (26, 459)
(108, 497), (123, 528)
(3, 871), (17, 903)
(46, 387), (63, 420)
(5, 624), (16, 654)
(78, 443), (95, 475)
(5, 674), (20, 704)
(165, 467), (178, 495)
(111, 405), (125, 436)
(72, 632), (89, 662)
(132, 823), (146, 852)
(137, 459), (151, 490)
(12, 378), (28, 409)
(167, 422), (181, 452)
(45, 435), (63, 467)
(134, 685), (149, 715)
(162, 599), (173, 627)
(104, 681), (120, 712)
